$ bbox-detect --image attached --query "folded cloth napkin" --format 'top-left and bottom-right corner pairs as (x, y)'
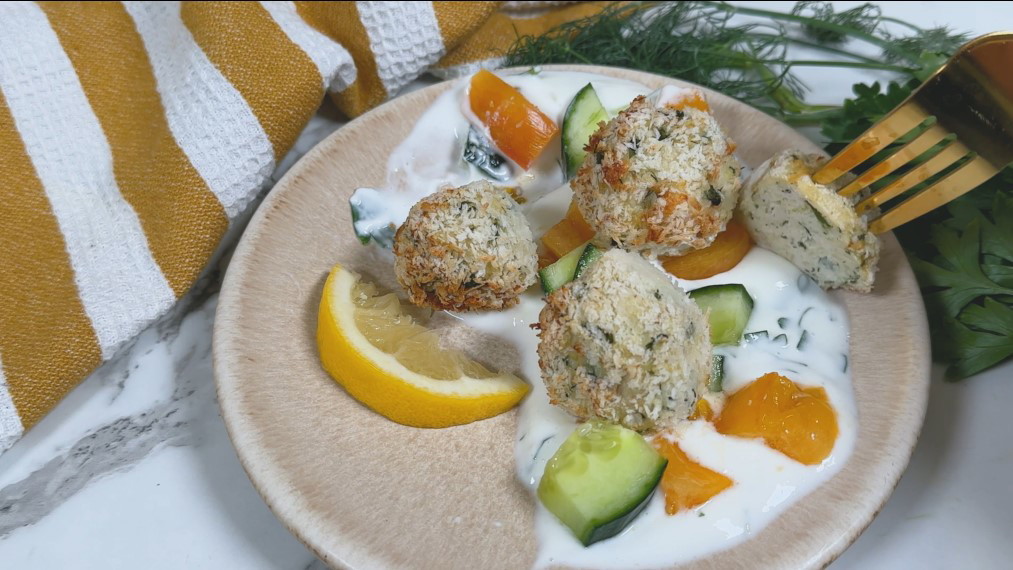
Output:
(0, 0), (608, 453)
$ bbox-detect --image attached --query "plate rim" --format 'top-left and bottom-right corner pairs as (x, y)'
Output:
(213, 64), (931, 569)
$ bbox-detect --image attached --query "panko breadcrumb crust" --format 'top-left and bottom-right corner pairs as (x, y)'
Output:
(393, 181), (538, 311)
(572, 95), (743, 256)
(537, 249), (712, 432)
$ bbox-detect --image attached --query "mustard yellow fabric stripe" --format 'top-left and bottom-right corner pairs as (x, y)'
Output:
(0, 92), (102, 430)
(181, 1), (323, 160)
(431, 1), (499, 49)
(39, 1), (229, 298)
(294, 1), (386, 117)
(436, 2), (611, 69)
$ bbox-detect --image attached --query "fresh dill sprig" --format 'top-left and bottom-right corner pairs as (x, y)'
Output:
(791, 1), (882, 45)
(505, 2), (825, 121)
(882, 26), (972, 80)
(505, 1), (968, 123)
(889, 26), (972, 59)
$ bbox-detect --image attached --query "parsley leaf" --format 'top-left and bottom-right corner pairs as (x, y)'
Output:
(981, 192), (1013, 260)
(911, 221), (1013, 315)
(944, 298), (1013, 379)
(983, 264), (1013, 288)
(909, 202), (1013, 380)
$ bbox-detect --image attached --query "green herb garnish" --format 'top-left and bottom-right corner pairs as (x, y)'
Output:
(506, 1), (968, 125)
(905, 192), (1013, 379)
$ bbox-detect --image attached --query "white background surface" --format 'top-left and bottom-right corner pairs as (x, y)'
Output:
(1, 2), (1011, 568)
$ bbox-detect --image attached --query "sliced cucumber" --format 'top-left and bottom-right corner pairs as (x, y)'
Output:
(797, 330), (810, 350)
(743, 330), (768, 343)
(349, 188), (396, 248)
(537, 422), (667, 546)
(349, 200), (371, 245)
(539, 242), (604, 294)
(709, 355), (724, 392)
(689, 284), (754, 345)
(574, 244), (604, 279)
(562, 83), (609, 179)
(539, 243), (586, 294)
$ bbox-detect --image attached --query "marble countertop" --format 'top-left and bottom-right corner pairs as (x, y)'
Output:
(2, 2), (1011, 568)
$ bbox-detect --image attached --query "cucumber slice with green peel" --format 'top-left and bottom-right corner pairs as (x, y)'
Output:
(574, 244), (604, 279)
(349, 189), (396, 248)
(539, 243), (587, 294)
(562, 83), (609, 179)
(349, 201), (371, 245)
(539, 242), (604, 294)
(709, 355), (724, 392)
(689, 284), (754, 345)
(797, 330), (811, 350)
(537, 422), (667, 546)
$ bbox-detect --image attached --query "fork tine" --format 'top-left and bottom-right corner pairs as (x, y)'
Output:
(854, 139), (972, 215)
(837, 122), (951, 198)
(868, 156), (999, 234)
(812, 103), (930, 186)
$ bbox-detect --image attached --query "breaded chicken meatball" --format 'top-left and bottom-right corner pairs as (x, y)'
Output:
(537, 249), (712, 432)
(572, 94), (743, 256)
(740, 150), (880, 292)
(393, 181), (538, 311)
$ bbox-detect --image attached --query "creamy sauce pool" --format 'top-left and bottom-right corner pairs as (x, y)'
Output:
(359, 70), (857, 568)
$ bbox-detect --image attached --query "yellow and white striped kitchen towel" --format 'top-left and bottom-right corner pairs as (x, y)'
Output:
(0, 0), (609, 452)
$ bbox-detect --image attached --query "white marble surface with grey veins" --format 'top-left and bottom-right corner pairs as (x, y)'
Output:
(2, 3), (1012, 568)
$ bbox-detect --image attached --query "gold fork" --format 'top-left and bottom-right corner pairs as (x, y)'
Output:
(811, 32), (1013, 234)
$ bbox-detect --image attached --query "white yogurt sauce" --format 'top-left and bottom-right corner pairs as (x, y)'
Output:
(357, 70), (857, 568)
(350, 70), (648, 239)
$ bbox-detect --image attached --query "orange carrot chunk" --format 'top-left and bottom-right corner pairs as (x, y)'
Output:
(540, 200), (596, 259)
(661, 219), (752, 280)
(565, 200), (596, 238)
(689, 398), (714, 422)
(469, 70), (558, 170)
(541, 220), (588, 259)
(715, 372), (839, 465)
(652, 438), (733, 515)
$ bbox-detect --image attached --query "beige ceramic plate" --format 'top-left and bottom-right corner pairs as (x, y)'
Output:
(213, 66), (930, 569)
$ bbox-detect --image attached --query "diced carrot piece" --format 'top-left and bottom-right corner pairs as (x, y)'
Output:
(540, 201), (596, 259)
(689, 398), (714, 421)
(541, 220), (587, 259)
(652, 438), (733, 515)
(661, 219), (752, 280)
(469, 70), (558, 170)
(715, 373), (838, 466)
(565, 200), (596, 239)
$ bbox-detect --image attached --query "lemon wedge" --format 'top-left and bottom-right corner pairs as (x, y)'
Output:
(316, 263), (530, 427)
